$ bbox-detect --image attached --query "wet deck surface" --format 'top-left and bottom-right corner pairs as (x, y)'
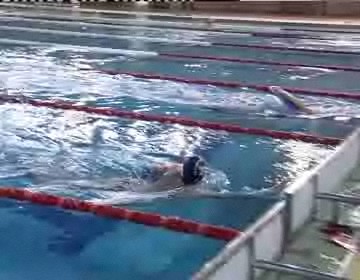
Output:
(258, 165), (360, 279)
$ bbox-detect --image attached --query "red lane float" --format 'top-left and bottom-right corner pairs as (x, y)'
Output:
(250, 32), (333, 41)
(0, 94), (342, 145)
(0, 187), (240, 241)
(212, 42), (360, 56)
(283, 27), (360, 35)
(159, 53), (360, 72)
(97, 69), (360, 101)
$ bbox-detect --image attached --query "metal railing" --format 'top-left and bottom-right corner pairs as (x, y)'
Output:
(254, 260), (349, 280)
(253, 191), (359, 279)
(316, 192), (360, 224)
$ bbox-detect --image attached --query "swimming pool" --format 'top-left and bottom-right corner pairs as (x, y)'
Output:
(0, 6), (359, 280)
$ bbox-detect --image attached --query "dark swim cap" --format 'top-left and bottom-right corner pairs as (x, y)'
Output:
(182, 156), (205, 185)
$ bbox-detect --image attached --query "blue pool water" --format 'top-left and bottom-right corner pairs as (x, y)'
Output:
(0, 7), (359, 279)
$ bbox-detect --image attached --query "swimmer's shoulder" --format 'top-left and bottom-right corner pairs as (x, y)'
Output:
(155, 162), (182, 173)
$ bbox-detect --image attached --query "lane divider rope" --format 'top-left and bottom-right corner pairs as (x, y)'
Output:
(283, 27), (360, 35)
(0, 94), (342, 145)
(0, 187), (240, 241)
(212, 42), (360, 56)
(248, 31), (338, 41)
(159, 53), (360, 72)
(96, 69), (360, 101)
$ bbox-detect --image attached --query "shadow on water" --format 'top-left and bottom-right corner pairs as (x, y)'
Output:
(0, 198), (118, 256)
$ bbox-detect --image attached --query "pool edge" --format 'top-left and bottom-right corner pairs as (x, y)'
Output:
(193, 128), (360, 280)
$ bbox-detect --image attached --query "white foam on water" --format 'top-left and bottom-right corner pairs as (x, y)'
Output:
(0, 38), (159, 57)
(0, 12), (280, 37)
(3, 11), (221, 30)
(0, 25), (212, 46)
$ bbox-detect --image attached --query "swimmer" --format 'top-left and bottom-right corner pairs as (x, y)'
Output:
(202, 86), (314, 116)
(140, 155), (205, 192)
(268, 86), (315, 115)
(29, 151), (206, 195)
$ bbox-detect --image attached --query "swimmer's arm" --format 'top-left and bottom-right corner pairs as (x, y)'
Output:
(284, 94), (314, 114)
(269, 86), (314, 114)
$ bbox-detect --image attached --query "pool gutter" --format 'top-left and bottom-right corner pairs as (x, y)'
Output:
(1, 2), (360, 29)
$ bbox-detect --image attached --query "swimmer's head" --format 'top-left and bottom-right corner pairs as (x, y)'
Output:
(181, 155), (205, 185)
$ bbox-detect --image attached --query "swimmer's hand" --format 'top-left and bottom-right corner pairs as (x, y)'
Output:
(269, 86), (314, 115)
